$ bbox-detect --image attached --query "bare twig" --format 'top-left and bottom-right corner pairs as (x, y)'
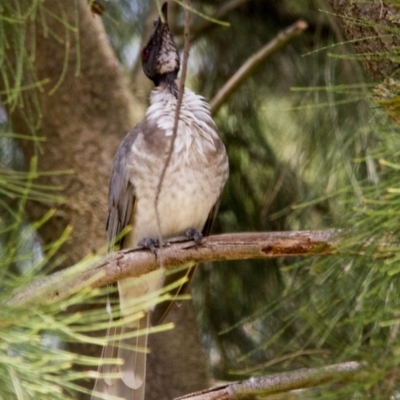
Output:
(155, 1), (191, 248)
(175, 361), (364, 400)
(210, 19), (308, 115)
(8, 230), (339, 306)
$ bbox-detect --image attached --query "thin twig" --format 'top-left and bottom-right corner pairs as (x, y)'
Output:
(154, 1), (191, 250)
(210, 19), (308, 115)
(175, 361), (364, 400)
(8, 230), (340, 306)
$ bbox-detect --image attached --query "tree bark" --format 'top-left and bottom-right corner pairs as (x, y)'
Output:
(176, 361), (363, 400)
(328, 0), (400, 82)
(147, 300), (211, 399)
(9, 230), (339, 307)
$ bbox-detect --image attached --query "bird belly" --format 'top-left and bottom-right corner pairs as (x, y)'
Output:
(132, 164), (220, 243)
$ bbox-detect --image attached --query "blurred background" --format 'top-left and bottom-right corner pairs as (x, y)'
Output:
(2, 0), (400, 399)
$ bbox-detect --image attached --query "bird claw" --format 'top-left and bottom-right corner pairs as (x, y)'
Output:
(138, 237), (160, 257)
(185, 228), (203, 246)
(138, 230), (202, 254)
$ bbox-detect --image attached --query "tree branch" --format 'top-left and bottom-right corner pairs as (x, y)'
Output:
(8, 229), (338, 306)
(210, 19), (308, 115)
(175, 361), (364, 400)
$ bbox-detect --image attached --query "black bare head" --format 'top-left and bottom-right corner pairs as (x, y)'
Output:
(141, 2), (180, 91)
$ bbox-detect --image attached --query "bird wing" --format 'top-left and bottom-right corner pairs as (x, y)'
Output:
(201, 194), (223, 237)
(106, 127), (139, 249)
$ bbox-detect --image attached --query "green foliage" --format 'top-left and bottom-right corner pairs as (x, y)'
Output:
(0, 0), (65, 143)
(0, 127), (105, 399)
(1, 289), (101, 400)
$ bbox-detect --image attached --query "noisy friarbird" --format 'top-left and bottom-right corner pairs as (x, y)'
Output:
(92, 3), (228, 400)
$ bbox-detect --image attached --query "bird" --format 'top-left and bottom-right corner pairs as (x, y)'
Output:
(91, 2), (229, 399)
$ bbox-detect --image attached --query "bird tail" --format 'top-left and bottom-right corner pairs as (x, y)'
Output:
(91, 312), (149, 400)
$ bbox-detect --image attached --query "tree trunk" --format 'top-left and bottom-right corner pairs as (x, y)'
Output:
(328, 0), (400, 82)
(5, 0), (143, 266)
(147, 300), (210, 400)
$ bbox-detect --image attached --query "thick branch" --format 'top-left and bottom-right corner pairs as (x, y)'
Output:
(175, 361), (364, 400)
(210, 19), (308, 114)
(9, 230), (338, 306)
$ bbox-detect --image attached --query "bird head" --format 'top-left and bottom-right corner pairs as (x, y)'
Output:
(141, 2), (180, 90)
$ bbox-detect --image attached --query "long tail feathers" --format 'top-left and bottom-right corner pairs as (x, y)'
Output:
(119, 313), (149, 391)
(91, 314), (149, 400)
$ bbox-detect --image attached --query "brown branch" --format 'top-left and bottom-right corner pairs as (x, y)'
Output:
(210, 19), (308, 115)
(175, 361), (364, 400)
(8, 229), (338, 306)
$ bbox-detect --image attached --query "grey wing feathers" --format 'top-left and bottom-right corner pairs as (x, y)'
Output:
(106, 127), (140, 249)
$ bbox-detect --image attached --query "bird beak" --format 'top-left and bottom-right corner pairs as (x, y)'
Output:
(154, 2), (169, 31)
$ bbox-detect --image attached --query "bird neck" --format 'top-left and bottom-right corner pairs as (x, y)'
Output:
(147, 85), (219, 147)
(154, 72), (178, 98)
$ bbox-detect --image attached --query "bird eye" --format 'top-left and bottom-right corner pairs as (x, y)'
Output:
(141, 47), (150, 60)
(153, 19), (157, 27)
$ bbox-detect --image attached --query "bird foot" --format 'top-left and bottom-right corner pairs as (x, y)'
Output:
(138, 237), (161, 256)
(185, 228), (203, 246)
